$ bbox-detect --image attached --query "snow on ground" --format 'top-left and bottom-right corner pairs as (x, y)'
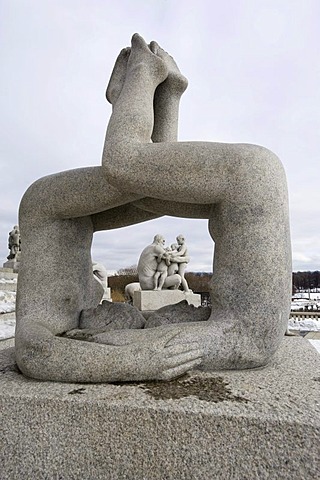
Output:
(288, 318), (320, 331)
(0, 318), (15, 340)
(0, 290), (16, 313)
(293, 292), (320, 301)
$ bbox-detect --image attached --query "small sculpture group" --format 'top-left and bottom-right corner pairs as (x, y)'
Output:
(14, 34), (291, 383)
(138, 234), (191, 292)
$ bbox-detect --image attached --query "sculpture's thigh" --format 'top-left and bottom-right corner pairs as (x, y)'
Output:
(207, 146), (291, 339)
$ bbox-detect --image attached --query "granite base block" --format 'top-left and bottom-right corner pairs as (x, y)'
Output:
(133, 289), (201, 310)
(0, 337), (319, 479)
(2, 260), (19, 272)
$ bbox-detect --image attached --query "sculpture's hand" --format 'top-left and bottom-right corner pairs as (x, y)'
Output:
(130, 330), (204, 381)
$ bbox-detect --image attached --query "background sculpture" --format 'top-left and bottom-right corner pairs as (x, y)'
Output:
(137, 234), (191, 292)
(15, 34), (291, 384)
(7, 225), (21, 261)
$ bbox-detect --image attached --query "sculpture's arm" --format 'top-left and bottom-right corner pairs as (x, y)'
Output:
(169, 254), (190, 264)
(131, 198), (211, 219)
(91, 203), (161, 231)
(15, 320), (204, 383)
(19, 167), (143, 221)
(175, 244), (188, 256)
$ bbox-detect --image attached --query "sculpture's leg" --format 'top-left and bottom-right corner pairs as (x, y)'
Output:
(150, 41), (188, 143)
(102, 35), (230, 204)
(153, 271), (161, 290)
(106, 47), (131, 106)
(16, 166), (204, 383)
(100, 34), (291, 369)
(177, 263), (190, 293)
(157, 270), (168, 291)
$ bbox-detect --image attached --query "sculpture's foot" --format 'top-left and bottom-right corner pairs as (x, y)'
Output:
(106, 47), (130, 104)
(150, 41), (188, 94)
(79, 300), (146, 332)
(145, 301), (211, 328)
(126, 33), (168, 87)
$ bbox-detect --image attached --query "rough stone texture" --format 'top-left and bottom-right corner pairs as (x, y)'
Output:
(68, 300), (146, 337)
(1, 338), (319, 479)
(133, 290), (201, 310)
(14, 33), (292, 382)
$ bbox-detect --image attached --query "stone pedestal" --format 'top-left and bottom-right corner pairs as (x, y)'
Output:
(102, 287), (112, 302)
(2, 260), (19, 272)
(0, 267), (17, 292)
(0, 337), (319, 479)
(133, 290), (201, 311)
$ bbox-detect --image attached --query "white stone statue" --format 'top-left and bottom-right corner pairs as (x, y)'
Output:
(15, 34), (291, 384)
(168, 235), (191, 293)
(148, 234), (191, 292)
(137, 234), (181, 291)
(124, 282), (141, 303)
(153, 247), (173, 290)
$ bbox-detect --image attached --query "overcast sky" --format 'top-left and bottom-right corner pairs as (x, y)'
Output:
(0, 0), (319, 273)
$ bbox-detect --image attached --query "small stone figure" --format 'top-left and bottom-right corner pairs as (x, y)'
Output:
(153, 247), (173, 290)
(138, 234), (181, 290)
(169, 235), (191, 293)
(152, 235), (191, 292)
(7, 225), (21, 261)
(124, 282), (141, 303)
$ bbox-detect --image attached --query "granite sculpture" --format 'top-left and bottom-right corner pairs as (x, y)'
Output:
(124, 282), (141, 303)
(138, 234), (182, 291)
(15, 34), (291, 383)
(169, 235), (191, 292)
(137, 233), (191, 292)
(7, 225), (21, 261)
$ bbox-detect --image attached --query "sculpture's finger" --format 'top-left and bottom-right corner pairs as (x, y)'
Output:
(160, 358), (202, 381)
(164, 342), (202, 356)
(164, 349), (203, 369)
(149, 40), (160, 55)
(157, 329), (182, 347)
(106, 46), (131, 104)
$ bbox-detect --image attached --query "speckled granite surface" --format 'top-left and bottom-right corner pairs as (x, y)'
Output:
(0, 337), (319, 479)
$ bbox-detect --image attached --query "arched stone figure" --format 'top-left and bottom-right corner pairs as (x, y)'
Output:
(15, 34), (291, 383)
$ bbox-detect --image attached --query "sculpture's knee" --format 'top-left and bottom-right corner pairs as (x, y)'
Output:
(231, 145), (287, 205)
(15, 321), (56, 380)
(15, 335), (54, 380)
(245, 145), (285, 183)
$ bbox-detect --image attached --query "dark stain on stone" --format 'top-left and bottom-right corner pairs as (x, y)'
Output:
(313, 377), (320, 382)
(68, 387), (86, 395)
(114, 374), (248, 403)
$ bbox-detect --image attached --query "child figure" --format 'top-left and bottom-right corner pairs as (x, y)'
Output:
(153, 247), (173, 290)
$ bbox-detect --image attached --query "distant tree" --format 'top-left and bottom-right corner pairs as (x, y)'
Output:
(116, 264), (138, 276)
(185, 272), (211, 292)
(109, 273), (139, 296)
(292, 271), (320, 291)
